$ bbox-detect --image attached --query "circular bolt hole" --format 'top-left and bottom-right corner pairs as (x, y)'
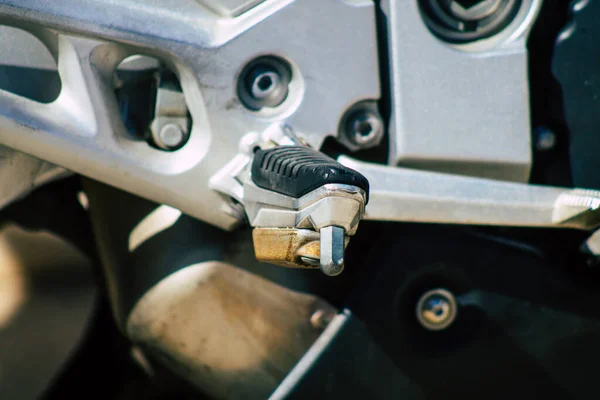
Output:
(357, 121), (374, 138)
(346, 110), (384, 148)
(238, 56), (292, 111)
(258, 75), (273, 91)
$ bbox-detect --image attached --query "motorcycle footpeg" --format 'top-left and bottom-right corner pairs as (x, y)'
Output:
(245, 146), (369, 276)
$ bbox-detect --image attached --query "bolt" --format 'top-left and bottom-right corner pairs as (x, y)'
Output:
(249, 70), (280, 100)
(156, 123), (186, 150)
(346, 110), (384, 148)
(416, 288), (458, 331)
(534, 126), (557, 151)
(239, 57), (291, 111)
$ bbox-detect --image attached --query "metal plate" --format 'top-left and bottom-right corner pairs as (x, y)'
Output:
(382, 0), (541, 182)
(0, 0), (380, 230)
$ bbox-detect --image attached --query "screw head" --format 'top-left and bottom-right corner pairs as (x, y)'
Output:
(249, 70), (280, 100)
(238, 57), (291, 111)
(416, 288), (458, 331)
(157, 123), (185, 150)
(347, 111), (384, 148)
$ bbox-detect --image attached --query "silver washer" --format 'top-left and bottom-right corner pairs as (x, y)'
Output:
(416, 288), (458, 331)
(251, 71), (280, 100)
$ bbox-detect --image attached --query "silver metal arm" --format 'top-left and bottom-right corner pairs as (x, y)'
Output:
(0, 0), (380, 230)
(339, 156), (600, 230)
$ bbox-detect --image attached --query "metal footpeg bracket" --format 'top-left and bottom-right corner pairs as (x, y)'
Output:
(211, 139), (369, 276)
(246, 146), (369, 276)
(212, 130), (600, 277)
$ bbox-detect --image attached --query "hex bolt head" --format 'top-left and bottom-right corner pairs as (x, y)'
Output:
(416, 288), (458, 331)
(346, 110), (384, 148)
(156, 123), (186, 150)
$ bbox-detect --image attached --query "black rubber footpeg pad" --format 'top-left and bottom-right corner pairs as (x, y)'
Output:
(251, 146), (370, 200)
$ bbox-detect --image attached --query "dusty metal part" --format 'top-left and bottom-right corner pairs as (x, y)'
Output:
(252, 227), (350, 269)
(245, 182), (365, 274)
(340, 156), (600, 230)
(127, 261), (337, 400)
(0, 0), (379, 230)
(382, 0), (541, 182)
(253, 227), (320, 268)
(244, 182), (367, 235)
(213, 138), (367, 274)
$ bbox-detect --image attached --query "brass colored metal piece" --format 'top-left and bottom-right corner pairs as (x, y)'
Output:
(127, 261), (338, 399)
(252, 227), (350, 269)
(253, 227), (320, 268)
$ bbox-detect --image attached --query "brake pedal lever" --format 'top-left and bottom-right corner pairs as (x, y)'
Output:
(339, 156), (600, 230)
(243, 146), (369, 276)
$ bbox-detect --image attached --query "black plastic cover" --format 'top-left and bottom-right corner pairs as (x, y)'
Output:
(251, 146), (370, 200)
(553, 0), (600, 189)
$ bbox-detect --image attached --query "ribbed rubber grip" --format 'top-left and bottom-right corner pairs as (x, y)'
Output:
(251, 146), (369, 200)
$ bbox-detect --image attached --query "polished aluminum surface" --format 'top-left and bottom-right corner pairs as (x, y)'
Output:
(128, 261), (337, 399)
(0, 0), (380, 230)
(382, 0), (542, 182)
(319, 225), (345, 276)
(244, 182), (366, 234)
(340, 156), (600, 230)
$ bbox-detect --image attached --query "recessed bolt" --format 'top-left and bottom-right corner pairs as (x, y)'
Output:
(416, 288), (458, 331)
(238, 57), (291, 111)
(156, 123), (186, 150)
(346, 110), (384, 148)
(249, 70), (280, 100)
